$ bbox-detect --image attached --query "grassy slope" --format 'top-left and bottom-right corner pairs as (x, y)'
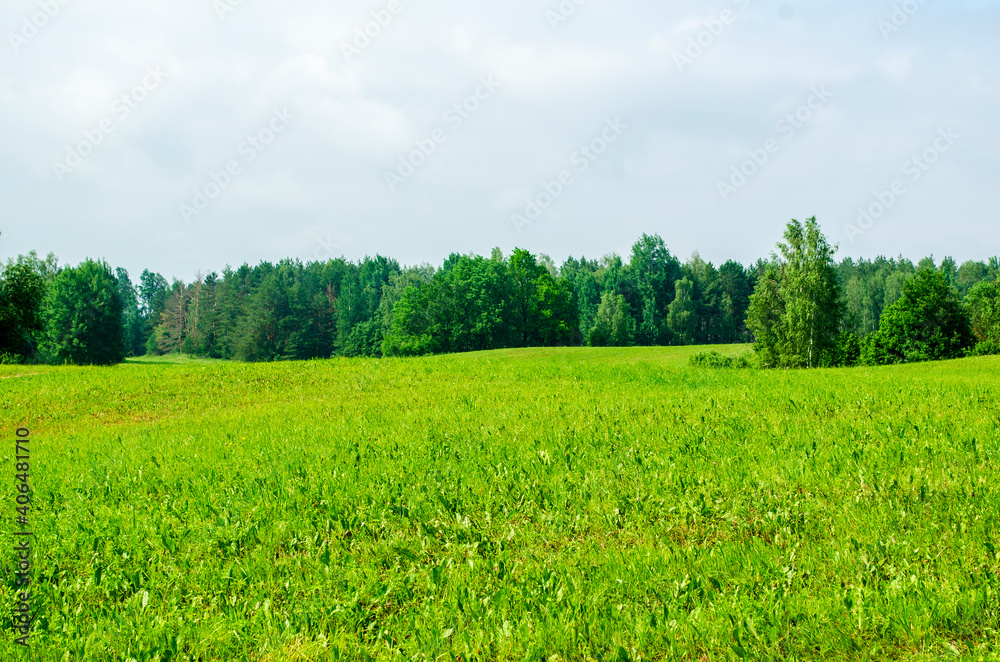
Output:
(0, 347), (998, 661)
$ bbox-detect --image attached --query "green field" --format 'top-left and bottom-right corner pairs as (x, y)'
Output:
(1, 347), (998, 661)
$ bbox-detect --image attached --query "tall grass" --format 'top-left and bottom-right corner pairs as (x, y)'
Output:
(1, 347), (998, 660)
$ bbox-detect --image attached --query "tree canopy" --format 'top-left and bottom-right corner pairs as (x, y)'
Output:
(41, 259), (126, 366)
(746, 217), (843, 368)
(1, 228), (996, 367)
(862, 269), (975, 365)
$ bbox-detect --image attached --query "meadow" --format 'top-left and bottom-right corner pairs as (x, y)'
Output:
(0, 347), (998, 661)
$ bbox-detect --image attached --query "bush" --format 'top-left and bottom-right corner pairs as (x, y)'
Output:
(0, 352), (23, 365)
(861, 269), (973, 366)
(968, 340), (1000, 357)
(690, 350), (757, 369)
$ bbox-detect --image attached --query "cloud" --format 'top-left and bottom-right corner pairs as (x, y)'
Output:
(0, 0), (997, 280)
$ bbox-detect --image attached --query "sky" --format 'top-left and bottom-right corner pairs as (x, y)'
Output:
(0, 0), (998, 282)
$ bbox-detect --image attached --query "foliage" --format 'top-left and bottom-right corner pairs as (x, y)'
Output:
(0, 252), (50, 360)
(588, 292), (634, 347)
(965, 279), (1000, 346)
(689, 349), (756, 369)
(837, 256), (998, 338)
(968, 340), (1000, 357)
(861, 269), (974, 365)
(40, 258), (126, 366)
(2, 231), (996, 366)
(832, 331), (862, 367)
(383, 250), (576, 356)
(115, 267), (145, 357)
(747, 218), (843, 368)
(3, 347), (999, 659)
(666, 277), (697, 344)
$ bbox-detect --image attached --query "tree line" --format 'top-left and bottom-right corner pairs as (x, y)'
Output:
(741, 218), (1000, 368)
(1, 226), (998, 366)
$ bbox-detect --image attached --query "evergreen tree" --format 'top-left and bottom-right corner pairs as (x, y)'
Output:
(628, 234), (681, 345)
(717, 260), (753, 342)
(139, 270), (169, 353)
(42, 259), (126, 365)
(114, 267), (144, 357)
(338, 256), (400, 357)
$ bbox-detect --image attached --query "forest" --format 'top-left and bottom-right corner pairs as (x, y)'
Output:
(1, 225), (998, 367)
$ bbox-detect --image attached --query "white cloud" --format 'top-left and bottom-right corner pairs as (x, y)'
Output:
(0, 0), (996, 279)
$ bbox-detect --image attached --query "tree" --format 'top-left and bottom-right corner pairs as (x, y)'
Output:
(717, 260), (753, 342)
(940, 256), (959, 288)
(862, 269), (973, 365)
(589, 293), (634, 347)
(337, 256), (400, 357)
(560, 256), (602, 345)
(957, 260), (988, 297)
(41, 259), (126, 365)
(964, 279), (1000, 354)
(833, 332), (862, 367)
(115, 267), (144, 357)
(746, 266), (783, 367)
(0, 254), (52, 361)
(381, 284), (434, 357)
(139, 270), (169, 353)
(666, 277), (698, 345)
(628, 234), (681, 345)
(154, 281), (190, 355)
(746, 218), (842, 368)
(379, 265), (435, 337)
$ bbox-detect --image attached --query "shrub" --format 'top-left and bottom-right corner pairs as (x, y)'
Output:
(968, 340), (1000, 357)
(690, 350), (757, 369)
(861, 269), (973, 366)
(0, 352), (23, 365)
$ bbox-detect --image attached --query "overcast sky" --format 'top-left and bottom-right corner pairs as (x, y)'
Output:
(1, 0), (997, 282)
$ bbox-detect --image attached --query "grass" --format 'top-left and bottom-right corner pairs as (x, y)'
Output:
(0, 346), (998, 661)
(124, 353), (228, 366)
